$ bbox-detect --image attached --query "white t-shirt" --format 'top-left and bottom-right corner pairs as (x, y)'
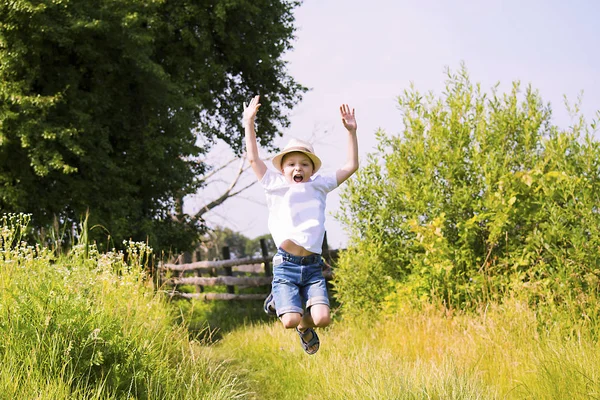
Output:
(260, 169), (338, 254)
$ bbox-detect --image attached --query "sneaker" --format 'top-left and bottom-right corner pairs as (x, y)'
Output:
(263, 292), (276, 316)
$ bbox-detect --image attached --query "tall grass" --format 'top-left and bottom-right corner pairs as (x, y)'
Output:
(213, 301), (600, 399)
(0, 213), (246, 399)
(4, 211), (599, 399)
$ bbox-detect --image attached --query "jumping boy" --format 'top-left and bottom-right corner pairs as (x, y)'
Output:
(243, 95), (358, 355)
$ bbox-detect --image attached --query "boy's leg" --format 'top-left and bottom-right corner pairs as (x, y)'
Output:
(263, 292), (276, 316)
(296, 306), (327, 355)
(302, 265), (331, 328)
(294, 264), (331, 354)
(271, 255), (303, 323)
(296, 326), (319, 355)
(297, 304), (330, 338)
(272, 253), (328, 354)
(298, 304), (330, 329)
(308, 304), (331, 327)
(279, 312), (302, 329)
(280, 311), (321, 355)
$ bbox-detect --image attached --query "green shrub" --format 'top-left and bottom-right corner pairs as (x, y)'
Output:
(0, 213), (245, 399)
(335, 66), (600, 325)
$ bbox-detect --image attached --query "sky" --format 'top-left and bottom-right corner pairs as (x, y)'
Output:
(185, 0), (600, 250)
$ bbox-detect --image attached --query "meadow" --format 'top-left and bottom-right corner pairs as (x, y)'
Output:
(2, 213), (599, 399)
(198, 299), (600, 400)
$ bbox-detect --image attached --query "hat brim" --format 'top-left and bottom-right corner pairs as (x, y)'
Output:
(272, 147), (322, 173)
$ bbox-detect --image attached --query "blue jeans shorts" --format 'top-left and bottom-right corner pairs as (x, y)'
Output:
(271, 248), (330, 317)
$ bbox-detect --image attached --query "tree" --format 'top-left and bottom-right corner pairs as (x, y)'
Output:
(335, 66), (600, 317)
(191, 154), (260, 219)
(0, 0), (305, 253)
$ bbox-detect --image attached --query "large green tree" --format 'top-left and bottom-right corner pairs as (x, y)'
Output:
(0, 0), (305, 252)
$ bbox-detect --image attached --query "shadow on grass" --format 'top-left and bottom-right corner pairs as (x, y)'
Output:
(168, 281), (340, 344)
(172, 298), (273, 343)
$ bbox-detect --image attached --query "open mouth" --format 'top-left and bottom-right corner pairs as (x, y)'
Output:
(293, 174), (303, 183)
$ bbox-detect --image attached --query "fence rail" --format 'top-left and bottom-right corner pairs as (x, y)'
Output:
(169, 293), (268, 301)
(161, 256), (267, 272)
(165, 276), (273, 287)
(157, 236), (339, 301)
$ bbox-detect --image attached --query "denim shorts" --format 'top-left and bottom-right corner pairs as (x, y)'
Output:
(271, 248), (330, 317)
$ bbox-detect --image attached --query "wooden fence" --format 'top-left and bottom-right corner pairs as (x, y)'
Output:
(158, 236), (339, 301)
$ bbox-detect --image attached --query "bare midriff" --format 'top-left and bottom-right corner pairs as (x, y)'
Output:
(280, 239), (315, 257)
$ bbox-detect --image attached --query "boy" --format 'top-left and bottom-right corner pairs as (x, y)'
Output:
(243, 95), (358, 354)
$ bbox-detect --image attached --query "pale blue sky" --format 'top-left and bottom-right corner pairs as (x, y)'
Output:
(187, 0), (600, 249)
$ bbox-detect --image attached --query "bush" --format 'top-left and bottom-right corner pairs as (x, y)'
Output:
(335, 66), (600, 325)
(0, 213), (245, 399)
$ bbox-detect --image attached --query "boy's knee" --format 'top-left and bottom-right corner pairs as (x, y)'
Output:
(313, 314), (331, 327)
(280, 312), (302, 329)
(310, 305), (331, 327)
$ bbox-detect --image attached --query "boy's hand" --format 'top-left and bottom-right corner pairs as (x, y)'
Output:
(243, 95), (261, 126)
(340, 104), (357, 132)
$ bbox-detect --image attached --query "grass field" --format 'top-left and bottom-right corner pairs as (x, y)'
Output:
(197, 300), (600, 400)
(2, 214), (599, 399)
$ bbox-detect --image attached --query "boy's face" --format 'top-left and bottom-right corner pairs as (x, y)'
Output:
(281, 152), (315, 184)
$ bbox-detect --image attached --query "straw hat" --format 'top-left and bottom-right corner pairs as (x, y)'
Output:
(272, 138), (322, 173)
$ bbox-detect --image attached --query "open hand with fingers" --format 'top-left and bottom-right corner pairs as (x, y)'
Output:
(340, 104), (357, 132)
(243, 95), (261, 126)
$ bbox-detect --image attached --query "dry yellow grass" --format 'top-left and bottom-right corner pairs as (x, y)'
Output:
(212, 300), (600, 399)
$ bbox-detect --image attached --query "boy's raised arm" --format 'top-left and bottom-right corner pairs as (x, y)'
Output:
(336, 104), (359, 185)
(243, 95), (267, 180)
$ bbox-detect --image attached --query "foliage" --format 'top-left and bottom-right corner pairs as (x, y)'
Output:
(335, 65), (600, 321)
(0, 0), (305, 253)
(0, 213), (246, 399)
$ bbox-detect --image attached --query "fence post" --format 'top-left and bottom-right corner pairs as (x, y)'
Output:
(260, 238), (272, 277)
(194, 251), (203, 293)
(222, 246), (235, 294)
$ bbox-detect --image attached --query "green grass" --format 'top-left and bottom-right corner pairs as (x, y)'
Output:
(0, 214), (247, 399)
(3, 213), (599, 399)
(175, 298), (272, 343)
(207, 301), (600, 399)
